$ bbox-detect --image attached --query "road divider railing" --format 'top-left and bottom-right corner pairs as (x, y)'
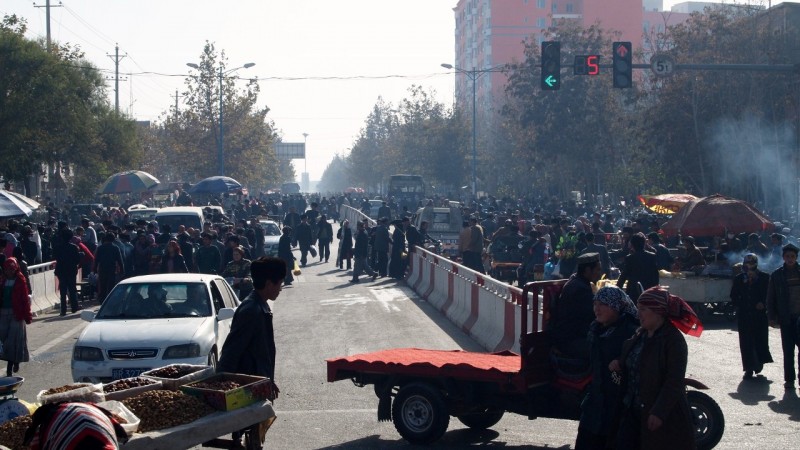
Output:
(338, 205), (376, 228)
(28, 262), (60, 315)
(406, 247), (544, 354)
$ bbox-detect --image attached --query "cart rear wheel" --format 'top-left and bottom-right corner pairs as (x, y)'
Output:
(688, 390), (725, 450)
(392, 382), (449, 445)
(457, 407), (504, 430)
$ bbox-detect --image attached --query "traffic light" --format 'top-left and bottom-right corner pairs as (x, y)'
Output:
(612, 42), (632, 88)
(541, 41), (561, 91)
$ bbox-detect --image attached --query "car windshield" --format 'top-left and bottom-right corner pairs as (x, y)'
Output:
(261, 222), (280, 236)
(157, 214), (202, 231)
(96, 282), (212, 319)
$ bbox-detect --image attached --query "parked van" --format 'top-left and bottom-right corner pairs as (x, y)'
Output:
(155, 206), (205, 232)
(413, 206), (463, 258)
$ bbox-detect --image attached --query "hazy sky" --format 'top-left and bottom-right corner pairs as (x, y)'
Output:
(1, 0), (784, 182)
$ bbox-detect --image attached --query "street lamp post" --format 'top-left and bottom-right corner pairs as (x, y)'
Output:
(441, 63), (504, 198)
(186, 62), (255, 176)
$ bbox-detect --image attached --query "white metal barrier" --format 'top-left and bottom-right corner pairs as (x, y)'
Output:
(338, 205), (376, 228)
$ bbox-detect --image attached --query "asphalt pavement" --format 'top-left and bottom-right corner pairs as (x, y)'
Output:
(12, 242), (800, 449)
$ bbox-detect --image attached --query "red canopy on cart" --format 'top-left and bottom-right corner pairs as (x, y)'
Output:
(659, 194), (774, 237)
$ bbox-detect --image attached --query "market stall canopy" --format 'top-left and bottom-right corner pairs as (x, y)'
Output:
(0, 190), (40, 218)
(637, 193), (698, 215)
(188, 176), (243, 195)
(659, 194), (773, 237)
(98, 170), (160, 194)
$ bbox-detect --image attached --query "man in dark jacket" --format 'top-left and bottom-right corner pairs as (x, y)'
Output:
(617, 233), (659, 301)
(218, 256), (286, 382)
(195, 233), (221, 274)
(767, 243), (800, 389)
(53, 229), (82, 315)
(351, 221), (377, 283)
(93, 232), (124, 303)
(549, 252), (603, 359)
(295, 215), (314, 267)
(278, 226), (295, 286)
(373, 217), (392, 277)
(648, 232), (674, 271)
(580, 232), (612, 278)
(283, 207), (301, 247)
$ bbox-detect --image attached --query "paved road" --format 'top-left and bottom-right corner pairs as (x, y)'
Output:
(13, 243), (800, 449)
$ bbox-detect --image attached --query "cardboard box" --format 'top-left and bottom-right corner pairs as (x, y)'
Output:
(180, 373), (275, 411)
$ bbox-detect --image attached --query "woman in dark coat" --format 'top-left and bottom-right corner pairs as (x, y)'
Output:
(576, 286), (639, 450)
(611, 286), (702, 450)
(388, 222), (406, 279)
(160, 241), (189, 273)
(730, 253), (773, 378)
(336, 220), (353, 270)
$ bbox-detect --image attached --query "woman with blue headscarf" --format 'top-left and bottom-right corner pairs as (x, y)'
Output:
(575, 286), (639, 450)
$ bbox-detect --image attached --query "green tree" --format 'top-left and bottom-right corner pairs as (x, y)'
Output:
(318, 155), (351, 192)
(162, 42), (280, 190)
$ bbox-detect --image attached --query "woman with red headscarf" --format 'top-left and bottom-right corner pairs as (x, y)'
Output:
(0, 257), (32, 376)
(610, 286), (702, 450)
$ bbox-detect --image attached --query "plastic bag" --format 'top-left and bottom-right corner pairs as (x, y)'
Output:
(309, 246), (318, 258)
(37, 383), (105, 405)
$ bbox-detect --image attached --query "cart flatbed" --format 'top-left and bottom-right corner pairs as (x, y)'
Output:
(122, 399), (275, 450)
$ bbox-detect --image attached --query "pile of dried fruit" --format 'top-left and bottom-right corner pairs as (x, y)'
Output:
(191, 380), (241, 391)
(122, 390), (214, 432)
(43, 384), (84, 395)
(103, 377), (157, 393)
(145, 366), (199, 379)
(0, 415), (32, 450)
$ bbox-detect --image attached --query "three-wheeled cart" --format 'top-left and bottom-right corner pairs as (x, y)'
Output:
(123, 399), (275, 450)
(659, 273), (734, 319)
(327, 280), (725, 449)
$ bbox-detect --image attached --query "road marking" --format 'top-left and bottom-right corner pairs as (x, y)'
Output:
(31, 323), (87, 358)
(276, 409), (376, 414)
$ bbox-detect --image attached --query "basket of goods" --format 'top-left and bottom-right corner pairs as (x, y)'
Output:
(180, 373), (278, 411)
(121, 390), (215, 433)
(0, 414), (32, 450)
(36, 383), (105, 405)
(140, 364), (213, 390)
(102, 377), (163, 401)
(96, 400), (141, 434)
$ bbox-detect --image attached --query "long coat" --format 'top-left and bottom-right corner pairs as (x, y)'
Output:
(217, 292), (276, 380)
(730, 269), (773, 371)
(616, 324), (696, 450)
(767, 264), (799, 326)
(578, 314), (639, 435)
(617, 250), (659, 299)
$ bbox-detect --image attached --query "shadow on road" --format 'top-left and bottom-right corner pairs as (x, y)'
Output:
(728, 377), (776, 405)
(767, 389), (800, 421)
(314, 429), (570, 449)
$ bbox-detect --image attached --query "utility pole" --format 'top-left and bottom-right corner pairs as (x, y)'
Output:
(173, 89), (182, 120)
(107, 44), (127, 114)
(33, 0), (62, 53)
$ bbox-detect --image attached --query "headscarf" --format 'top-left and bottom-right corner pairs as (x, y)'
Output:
(594, 286), (638, 319)
(3, 256), (20, 274)
(637, 286), (703, 337)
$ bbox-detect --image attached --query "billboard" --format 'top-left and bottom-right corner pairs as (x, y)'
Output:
(275, 143), (305, 159)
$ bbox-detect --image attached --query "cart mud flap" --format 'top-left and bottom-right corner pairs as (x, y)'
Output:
(375, 378), (395, 422)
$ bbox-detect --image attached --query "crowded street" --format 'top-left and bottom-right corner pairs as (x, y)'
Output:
(11, 241), (800, 449)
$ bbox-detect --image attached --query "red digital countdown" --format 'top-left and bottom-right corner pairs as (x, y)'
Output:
(574, 55), (601, 76)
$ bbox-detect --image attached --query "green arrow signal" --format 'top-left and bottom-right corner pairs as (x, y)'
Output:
(545, 75), (557, 87)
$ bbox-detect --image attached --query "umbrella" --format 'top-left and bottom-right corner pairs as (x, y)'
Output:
(98, 170), (160, 194)
(188, 176), (243, 195)
(659, 194), (774, 237)
(637, 193), (698, 215)
(0, 190), (40, 218)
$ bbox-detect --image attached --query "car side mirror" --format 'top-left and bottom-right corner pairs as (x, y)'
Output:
(80, 310), (96, 322)
(217, 308), (235, 321)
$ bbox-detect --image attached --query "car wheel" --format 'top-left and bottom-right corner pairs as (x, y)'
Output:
(208, 350), (218, 370)
(391, 382), (449, 444)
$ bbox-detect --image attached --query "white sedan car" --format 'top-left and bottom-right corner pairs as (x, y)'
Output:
(71, 274), (240, 383)
(259, 219), (282, 257)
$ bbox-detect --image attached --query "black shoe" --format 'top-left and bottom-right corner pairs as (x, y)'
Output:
(350, 279), (359, 283)
(59, 312), (67, 317)
(371, 274), (378, 281)
(784, 381), (795, 389)
(743, 371), (754, 380)
(284, 282), (292, 286)
(12, 363), (19, 373)
(754, 364), (764, 375)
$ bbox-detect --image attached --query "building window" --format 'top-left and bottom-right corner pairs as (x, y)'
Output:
(566, 3), (573, 13)
(552, 2), (557, 13)
(537, 17), (546, 28)
(537, 0), (545, 8)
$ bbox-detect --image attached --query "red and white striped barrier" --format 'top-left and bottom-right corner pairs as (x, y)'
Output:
(405, 247), (542, 353)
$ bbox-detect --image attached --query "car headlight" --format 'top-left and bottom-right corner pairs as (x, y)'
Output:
(73, 346), (104, 361)
(163, 343), (201, 359)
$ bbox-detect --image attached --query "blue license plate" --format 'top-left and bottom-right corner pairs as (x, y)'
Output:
(112, 368), (148, 379)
